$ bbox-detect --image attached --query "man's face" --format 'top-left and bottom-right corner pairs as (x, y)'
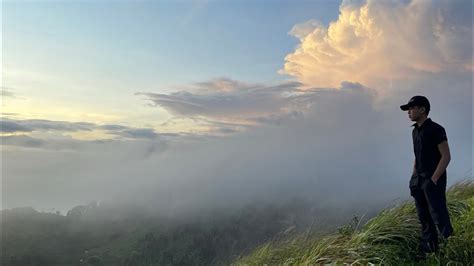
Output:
(408, 105), (425, 121)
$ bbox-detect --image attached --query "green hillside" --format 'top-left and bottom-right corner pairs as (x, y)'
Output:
(233, 179), (474, 265)
(2, 179), (472, 265)
(2, 196), (355, 265)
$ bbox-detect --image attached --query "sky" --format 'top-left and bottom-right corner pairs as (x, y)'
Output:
(1, 0), (473, 215)
(2, 0), (341, 132)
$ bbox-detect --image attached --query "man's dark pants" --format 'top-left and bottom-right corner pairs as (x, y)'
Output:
(409, 173), (454, 253)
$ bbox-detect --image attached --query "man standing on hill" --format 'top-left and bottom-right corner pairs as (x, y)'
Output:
(400, 95), (454, 256)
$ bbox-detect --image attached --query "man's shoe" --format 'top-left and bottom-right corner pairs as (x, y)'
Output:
(439, 226), (454, 239)
(439, 234), (450, 250)
(414, 251), (427, 262)
(420, 240), (438, 253)
(414, 242), (428, 262)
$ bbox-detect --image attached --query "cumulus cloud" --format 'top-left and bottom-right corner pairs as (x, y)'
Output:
(280, 0), (473, 88)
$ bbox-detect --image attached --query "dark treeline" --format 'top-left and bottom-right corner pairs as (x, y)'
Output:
(0, 197), (381, 265)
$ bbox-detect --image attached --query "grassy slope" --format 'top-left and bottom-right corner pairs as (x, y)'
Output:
(233, 179), (474, 265)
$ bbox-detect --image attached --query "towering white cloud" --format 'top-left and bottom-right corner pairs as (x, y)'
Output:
(280, 0), (473, 88)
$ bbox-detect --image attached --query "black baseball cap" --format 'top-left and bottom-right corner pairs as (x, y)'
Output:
(400, 95), (430, 111)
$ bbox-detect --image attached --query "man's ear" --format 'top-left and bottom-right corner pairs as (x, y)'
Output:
(420, 106), (426, 114)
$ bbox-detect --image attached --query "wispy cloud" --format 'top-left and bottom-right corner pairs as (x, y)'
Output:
(0, 118), (184, 150)
(1, 87), (15, 98)
(0, 134), (169, 154)
(2, 135), (46, 148)
(135, 78), (314, 131)
(1, 118), (95, 133)
(0, 120), (33, 133)
(1, 113), (20, 116)
(110, 128), (158, 140)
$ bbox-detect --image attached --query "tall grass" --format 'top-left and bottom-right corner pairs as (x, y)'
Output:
(233, 178), (474, 265)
